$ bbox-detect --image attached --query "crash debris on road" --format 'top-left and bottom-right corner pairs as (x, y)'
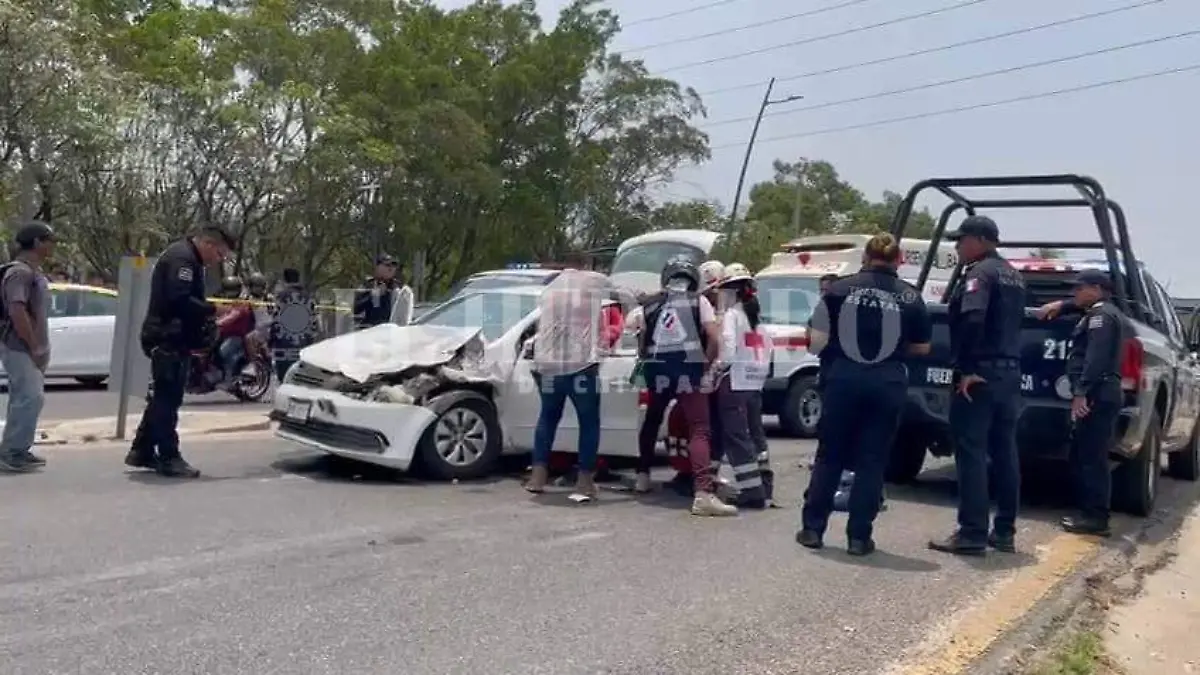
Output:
(30, 411), (272, 445)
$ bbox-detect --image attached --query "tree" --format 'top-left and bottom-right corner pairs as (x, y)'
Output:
(719, 158), (937, 269)
(0, 0), (714, 295)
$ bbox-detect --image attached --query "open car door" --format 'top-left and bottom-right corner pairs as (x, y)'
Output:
(390, 285), (415, 326)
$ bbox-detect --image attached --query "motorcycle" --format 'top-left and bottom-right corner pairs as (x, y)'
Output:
(187, 336), (273, 402)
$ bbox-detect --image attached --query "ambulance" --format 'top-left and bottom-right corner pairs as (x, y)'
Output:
(757, 234), (958, 437)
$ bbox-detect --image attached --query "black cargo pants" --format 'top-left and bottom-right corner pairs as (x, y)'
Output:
(802, 361), (906, 541)
(1070, 382), (1122, 524)
(131, 347), (189, 460)
(950, 360), (1022, 544)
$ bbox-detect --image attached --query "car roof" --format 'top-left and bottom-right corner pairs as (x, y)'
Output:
(468, 269), (560, 279)
(457, 284), (547, 297)
(49, 283), (116, 296)
(616, 229), (721, 252)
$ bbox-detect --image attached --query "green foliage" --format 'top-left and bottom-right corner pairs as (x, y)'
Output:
(721, 159), (937, 270)
(0, 0), (935, 289)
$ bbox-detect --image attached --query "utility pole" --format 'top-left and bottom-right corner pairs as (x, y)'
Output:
(359, 180), (381, 258)
(725, 77), (804, 243)
(790, 180), (804, 235)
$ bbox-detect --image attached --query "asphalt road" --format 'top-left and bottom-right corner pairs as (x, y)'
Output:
(25, 379), (270, 424)
(6, 436), (1197, 675)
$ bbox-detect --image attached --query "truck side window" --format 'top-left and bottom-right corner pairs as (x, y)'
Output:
(1145, 275), (1185, 345)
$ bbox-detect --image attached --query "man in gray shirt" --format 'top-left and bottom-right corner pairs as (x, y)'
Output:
(0, 221), (55, 472)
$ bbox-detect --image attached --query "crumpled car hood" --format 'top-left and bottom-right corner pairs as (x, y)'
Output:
(298, 324), (485, 383)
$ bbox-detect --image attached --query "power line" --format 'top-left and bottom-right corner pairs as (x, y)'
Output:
(655, 0), (995, 75)
(696, 0), (1164, 97)
(708, 62), (1200, 151)
(624, 0), (880, 52)
(620, 0), (746, 28)
(702, 30), (1200, 129)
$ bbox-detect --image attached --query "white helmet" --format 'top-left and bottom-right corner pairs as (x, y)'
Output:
(721, 262), (753, 285)
(698, 260), (725, 289)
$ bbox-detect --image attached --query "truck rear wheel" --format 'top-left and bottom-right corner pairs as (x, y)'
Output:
(1167, 419), (1200, 481)
(779, 374), (820, 438)
(885, 434), (928, 484)
(1112, 412), (1162, 517)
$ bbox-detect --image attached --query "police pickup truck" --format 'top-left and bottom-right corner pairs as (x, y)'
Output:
(887, 175), (1200, 517)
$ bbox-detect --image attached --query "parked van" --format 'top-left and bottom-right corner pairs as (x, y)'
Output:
(609, 229), (722, 295)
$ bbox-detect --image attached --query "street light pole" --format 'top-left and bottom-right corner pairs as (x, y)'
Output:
(725, 78), (804, 242)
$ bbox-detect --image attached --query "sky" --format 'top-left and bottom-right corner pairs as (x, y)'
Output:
(436, 0), (1200, 296)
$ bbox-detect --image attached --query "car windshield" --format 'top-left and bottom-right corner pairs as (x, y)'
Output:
(437, 274), (552, 304)
(610, 242), (705, 276)
(756, 276), (822, 326)
(413, 290), (539, 342)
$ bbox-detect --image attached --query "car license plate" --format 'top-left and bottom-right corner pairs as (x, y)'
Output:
(285, 399), (311, 421)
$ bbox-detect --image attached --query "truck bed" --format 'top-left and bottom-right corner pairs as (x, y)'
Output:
(902, 305), (1097, 460)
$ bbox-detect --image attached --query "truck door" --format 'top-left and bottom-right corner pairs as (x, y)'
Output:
(1146, 277), (1198, 445)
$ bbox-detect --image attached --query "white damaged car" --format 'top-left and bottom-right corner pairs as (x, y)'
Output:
(272, 286), (654, 480)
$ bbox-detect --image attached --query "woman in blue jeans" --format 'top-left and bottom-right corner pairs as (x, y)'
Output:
(523, 272), (621, 499)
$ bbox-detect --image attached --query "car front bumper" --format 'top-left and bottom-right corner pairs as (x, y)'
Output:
(271, 382), (438, 470)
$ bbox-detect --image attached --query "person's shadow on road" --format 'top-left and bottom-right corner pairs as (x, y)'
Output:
(817, 548), (943, 573)
(124, 470), (233, 485)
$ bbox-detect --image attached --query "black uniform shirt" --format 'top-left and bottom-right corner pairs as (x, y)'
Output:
(947, 251), (1026, 372)
(353, 277), (399, 328)
(142, 238), (215, 350)
(811, 267), (932, 374)
(1066, 300), (1129, 397)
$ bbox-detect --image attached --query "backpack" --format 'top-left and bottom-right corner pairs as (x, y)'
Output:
(638, 291), (708, 359)
(0, 261), (23, 321)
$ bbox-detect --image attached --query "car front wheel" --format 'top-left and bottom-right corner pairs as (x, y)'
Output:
(417, 397), (502, 481)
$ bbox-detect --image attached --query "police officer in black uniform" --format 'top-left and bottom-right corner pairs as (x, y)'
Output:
(1040, 270), (1128, 536)
(124, 226), (233, 478)
(797, 234), (932, 555)
(928, 215), (1027, 555)
(352, 253), (401, 330)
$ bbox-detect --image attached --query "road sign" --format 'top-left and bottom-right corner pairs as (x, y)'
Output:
(108, 255), (156, 439)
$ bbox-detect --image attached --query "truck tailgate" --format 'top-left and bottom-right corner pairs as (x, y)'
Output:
(907, 305), (1079, 410)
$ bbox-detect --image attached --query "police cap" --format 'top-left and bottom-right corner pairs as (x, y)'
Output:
(192, 225), (236, 251)
(945, 215), (1000, 243)
(375, 253), (398, 266)
(1074, 269), (1114, 291)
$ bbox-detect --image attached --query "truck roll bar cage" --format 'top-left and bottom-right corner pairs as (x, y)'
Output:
(888, 174), (1148, 322)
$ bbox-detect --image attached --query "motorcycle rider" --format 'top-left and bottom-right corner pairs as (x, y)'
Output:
(214, 276), (256, 388)
(353, 253), (401, 330)
(244, 271), (272, 358)
(245, 272), (270, 301)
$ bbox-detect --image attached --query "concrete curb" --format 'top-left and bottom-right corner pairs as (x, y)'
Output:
(29, 415), (273, 446)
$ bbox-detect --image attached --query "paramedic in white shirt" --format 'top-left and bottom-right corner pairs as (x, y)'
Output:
(713, 263), (774, 509)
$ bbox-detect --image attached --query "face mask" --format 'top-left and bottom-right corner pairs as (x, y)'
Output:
(666, 278), (690, 292)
